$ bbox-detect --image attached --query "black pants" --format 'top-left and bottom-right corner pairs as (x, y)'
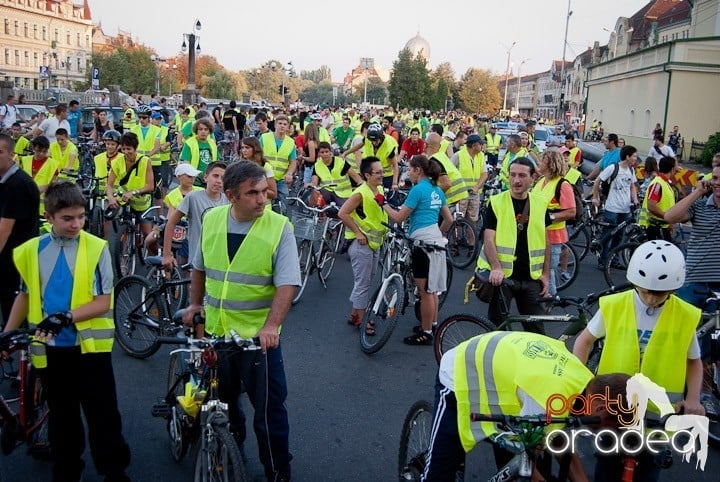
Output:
(488, 278), (546, 334)
(44, 347), (130, 482)
(645, 224), (672, 242)
(0, 267), (20, 326)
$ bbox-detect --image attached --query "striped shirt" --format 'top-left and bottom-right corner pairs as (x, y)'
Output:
(685, 196), (720, 282)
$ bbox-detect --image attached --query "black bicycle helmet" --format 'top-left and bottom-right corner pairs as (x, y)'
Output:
(366, 123), (384, 141)
(103, 205), (120, 220)
(102, 130), (121, 143)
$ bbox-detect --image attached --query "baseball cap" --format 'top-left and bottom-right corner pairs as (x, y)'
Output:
(443, 131), (456, 140)
(466, 134), (485, 146)
(558, 147), (570, 155)
(150, 112), (162, 120)
(175, 163), (202, 177)
(310, 113), (322, 120)
(489, 124), (497, 129)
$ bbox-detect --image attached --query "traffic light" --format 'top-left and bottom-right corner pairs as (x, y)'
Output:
(278, 85), (283, 95)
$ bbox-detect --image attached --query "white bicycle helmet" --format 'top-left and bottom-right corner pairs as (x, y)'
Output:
(626, 240), (685, 291)
(136, 104), (152, 115)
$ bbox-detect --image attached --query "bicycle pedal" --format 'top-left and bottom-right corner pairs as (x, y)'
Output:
(151, 401), (172, 418)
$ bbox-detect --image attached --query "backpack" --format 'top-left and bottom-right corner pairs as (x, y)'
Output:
(554, 178), (584, 223)
(599, 163), (620, 200)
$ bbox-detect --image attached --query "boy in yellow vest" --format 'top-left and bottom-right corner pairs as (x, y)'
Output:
(3, 181), (131, 482)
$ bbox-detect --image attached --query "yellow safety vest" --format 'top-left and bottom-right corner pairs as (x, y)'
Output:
(454, 331), (592, 452)
(93, 151), (123, 193)
(184, 136), (218, 172)
(49, 141), (78, 171)
(318, 126), (331, 143)
(13, 136), (30, 158)
(111, 155), (152, 211)
(345, 183), (388, 250)
(500, 148), (530, 187)
(313, 157), (352, 199)
(122, 107), (136, 130)
(485, 133), (502, 155)
(476, 191), (546, 279)
(20, 155), (60, 215)
(532, 176), (566, 232)
(13, 231), (114, 368)
(457, 148), (485, 188)
(597, 291), (699, 402)
(639, 176), (674, 228)
(565, 167), (582, 185)
(569, 147), (582, 167)
(202, 205), (288, 338)
(165, 186), (203, 210)
(439, 138), (451, 156)
(431, 151), (468, 204)
(261, 132), (295, 181)
(362, 136), (398, 178)
(158, 125), (171, 162)
(130, 124), (162, 166)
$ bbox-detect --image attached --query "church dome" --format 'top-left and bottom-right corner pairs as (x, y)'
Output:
(405, 33), (430, 62)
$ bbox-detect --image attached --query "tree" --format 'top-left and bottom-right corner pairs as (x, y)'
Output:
(202, 71), (236, 99)
(88, 48), (155, 93)
(299, 65), (332, 83)
(388, 48), (432, 109)
(353, 77), (387, 105)
(457, 68), (502, 115)
(429, 62), (458, 111)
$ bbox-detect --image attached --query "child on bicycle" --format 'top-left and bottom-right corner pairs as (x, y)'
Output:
(3, 181), (131, 482)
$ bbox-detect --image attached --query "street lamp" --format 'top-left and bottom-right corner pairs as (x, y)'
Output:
(180, 19), (201, 104)
(150, 54), (166, 95)
(516, 58), (530, 116)
(502, 41), (517, 111)
(560, 0), (573, 119)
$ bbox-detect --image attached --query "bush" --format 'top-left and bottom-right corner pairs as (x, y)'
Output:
(701, 131), (720, 166)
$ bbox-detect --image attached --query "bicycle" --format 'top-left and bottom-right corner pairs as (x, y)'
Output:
(151, 313), (253, 481)
(359, 222), (454, 355)
(110, 203), (159, 278)
(695, 289), (720, 447)
(0, 329), (49, 460)
(446, 202), (480, 270)
(62, 170), (108, 238)
(287, 193), (345, 305)
(217, 139), (240, 164)
(433, 272), (630, 365)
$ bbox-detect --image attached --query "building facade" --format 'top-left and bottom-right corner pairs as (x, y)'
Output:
(0, 0), (93, 90)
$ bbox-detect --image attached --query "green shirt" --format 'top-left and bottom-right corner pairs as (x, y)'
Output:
(180, 141), (213, 174)
(332, 126), (355, 151)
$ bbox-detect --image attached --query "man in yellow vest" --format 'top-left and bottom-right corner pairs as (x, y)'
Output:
(477, 157), (550, 332)
(260, 114), (297, 201)
(573, 240), (704, 480)
(485, 124), (502, 167)
(422, 330), (630, 481)
(151, 111), (172, 202)
(311, 141), (362, 206)
(499, 134), (529, 189)
(343, 123), (399, 190)
(120, 100), (136, 133)
(4, 181), (130, 481)
(639, 157), (677, 241)
(51, 128), (79, 172)
(183, 161), (299, 482)
(451, 134), (487, 230)
(426, 132), (468, 206)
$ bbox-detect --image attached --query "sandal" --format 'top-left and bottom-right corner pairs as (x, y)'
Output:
(365, 321), (376, 336)
(347, 313), (361, 327)
(412, 324), (437, 335)
(403, 331), (433, 346)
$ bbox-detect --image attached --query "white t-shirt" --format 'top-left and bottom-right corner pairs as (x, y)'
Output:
(0, 104), (19, 128)
(587, 290), (701, 359)
(599, 163), (636, 214)
(38, 117), (71, 144)
(647, 144), (675, 161)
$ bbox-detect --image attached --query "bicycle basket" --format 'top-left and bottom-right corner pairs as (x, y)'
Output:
(290, 209), (325, 241)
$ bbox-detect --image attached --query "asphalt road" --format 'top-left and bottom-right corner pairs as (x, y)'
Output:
(1, 248), (718, 481)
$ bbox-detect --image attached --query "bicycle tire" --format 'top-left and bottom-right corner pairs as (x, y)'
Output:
(89, 203), (104, 238)
(398, 400), (434, 482)
(147, 265), (188, 315)
(25, 370), (50, 459)
(586, 339), (604, 375)
(434, 314), (497, 364)
(556, 243), (579, 292)
(112, 222), (137, 278)
(292, 240), (314, 305)
(603, 242), (640, 288)
(193, 425), (247, 482)
(414, 257), (454, 323)
(567, 224), (590, 261)
(167, 352), (190, 462)
(318, 224), (343, 285)
(446, 218), (478, 269)
(359, 277), (405, 355)
(113, 275), (167, 358)
(704, 361), (720, 448)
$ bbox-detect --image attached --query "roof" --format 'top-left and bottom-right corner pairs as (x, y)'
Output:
(628, 0), (692, 41)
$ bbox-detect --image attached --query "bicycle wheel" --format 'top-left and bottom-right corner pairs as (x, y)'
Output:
(89, 203), (104, 238)
(556, 243), (579, 292)
(193, 425), (247, 482)
(398, 400), (434, 482)
(446, 218), (478, 269)
(586, 339), (604, 375)
(292, 240), (314, 305)
(113, 275), (167, 358)
(167, 352), (190, 462)
(567, 224), (590, 261)
(147, 265), (188, 316)
(434, 314), (497, 364)
(359, 277), (405, 355)
(604, 242), (640, 288)
(415, 258), (454, 323)
(26, 370), (50, 459)
(112, 222), (137, 278)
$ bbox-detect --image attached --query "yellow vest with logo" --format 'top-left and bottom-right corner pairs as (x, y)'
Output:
(20, 155), (60, 215)
(130, 124), (162, 166)
(431, 151), (468, 204)
(476, 191), (546, 279)
(532, 176), (566, 232)
(13, 231), (114, 368)
(202, 205), (288, 338)
(485, 133), (502, 155)
(454, 331), (593, 452)
(598, 291), (699, 402)
(639, 176), (674, 228)
(457, 148), (485, 188)
(111, 155), (152, 211)
(261, 132), (295, 181)
(184, 136), (218, 171)
(345, 183), (388, 250)
(49, 141), (78, 171)
(313, 157), (352, 198)
(362, 136), (398, 178)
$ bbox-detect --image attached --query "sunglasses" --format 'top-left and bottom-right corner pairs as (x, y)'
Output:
(138, 115), (149, 119)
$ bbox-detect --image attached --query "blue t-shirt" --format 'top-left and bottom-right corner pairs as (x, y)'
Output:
(67, 109), (82, 138)
(403, 178), (446, 235)
(598, 148), (621, 170)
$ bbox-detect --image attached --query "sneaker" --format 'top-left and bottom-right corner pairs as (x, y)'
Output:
(403, 331), (433, 346)
(412, 324), (437, 335)
(559, 271), (572, 283)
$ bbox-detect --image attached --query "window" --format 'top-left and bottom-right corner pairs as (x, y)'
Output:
(66, 31), (70, 45)
(628, 110), (635, 136)
(644, 109), (651, 137)
(33, 52), (38, 67)
(14, 50), (20, 66)
(24, 22), (28, 38)
(3, 20), (8, 36)
(24, 51), (29, 67)
(76, 32), (80, 46)
(4, 49), (9, 65)
(33, 24), (37, 39)
(14, 21), (18, 36)
(42, 26), (46, 41)
(77, 57), (82, 71)
(85, 35), (89, 48)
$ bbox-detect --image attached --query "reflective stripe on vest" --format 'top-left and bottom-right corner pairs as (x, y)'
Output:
(111, 155), (151, 211)
(532, 176), (565, 232)
(185, 136), (218, 171)
(458, 148), (485, 187)
(597, 291), (699, 402)
(485, 133), (502, 155)
(476, 191), (546, 278)
(313, 157), (352, 198)
(49, 142), (78, 170)
(345, 183), (388, 250)
(202, 205), (287, 338)
(131, 124), (162, 166)
(261, 132), (294, 180)
(362, 136), (398, 178)
(432, 152), (468, 204)
(639, 176), (674, 228)
(13, 231), (114, 368)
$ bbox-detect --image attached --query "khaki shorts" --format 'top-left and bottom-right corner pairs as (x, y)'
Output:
(457, 193), (480, 223)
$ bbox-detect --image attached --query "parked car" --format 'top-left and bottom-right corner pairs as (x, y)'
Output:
(80, 106), (126, 134)
(16, 104), (49, 125)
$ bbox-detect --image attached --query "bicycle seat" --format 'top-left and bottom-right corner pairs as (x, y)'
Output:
(145, 256), (163, 267)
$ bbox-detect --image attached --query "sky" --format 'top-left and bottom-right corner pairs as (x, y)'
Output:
(87, 0), (654, 82)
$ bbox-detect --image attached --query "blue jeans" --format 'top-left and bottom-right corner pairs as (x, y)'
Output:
(599, 211), (631, 266)
(549, 243), (562, 297)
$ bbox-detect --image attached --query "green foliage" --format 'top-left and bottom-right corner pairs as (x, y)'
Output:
(202, 71), (236, 99)
(299, 65), (332, 83)
(388, 49), (432, 109)
(87, 48), (156, 94)
(353, 77), (387, 105)
(299, 82), (354, 106)
(457, 68), (502, 114)
(700, 132), (720, 166)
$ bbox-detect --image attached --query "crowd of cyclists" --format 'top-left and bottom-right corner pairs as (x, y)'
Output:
(0, 93), (718, 481)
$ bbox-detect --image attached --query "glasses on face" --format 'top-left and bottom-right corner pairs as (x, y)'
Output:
(139, 115), (149, 120)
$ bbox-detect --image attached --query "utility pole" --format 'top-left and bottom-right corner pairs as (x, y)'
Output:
(503, 41), (516, 111)
(559, 0), (572, 119)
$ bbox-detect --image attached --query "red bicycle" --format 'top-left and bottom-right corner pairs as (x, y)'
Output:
(0, 329), (50, 459)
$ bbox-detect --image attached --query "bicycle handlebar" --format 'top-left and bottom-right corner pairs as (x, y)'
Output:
(535, 283), (632, 308)
(381, 222), (447, 251)
(471, 413), (601, 427)
(0, 328), (37, 351)
(287, 196), (338, 213)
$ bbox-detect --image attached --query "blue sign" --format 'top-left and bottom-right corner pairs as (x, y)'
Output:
(92, 67), (100, 89)
(39, 66), (50, 79)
